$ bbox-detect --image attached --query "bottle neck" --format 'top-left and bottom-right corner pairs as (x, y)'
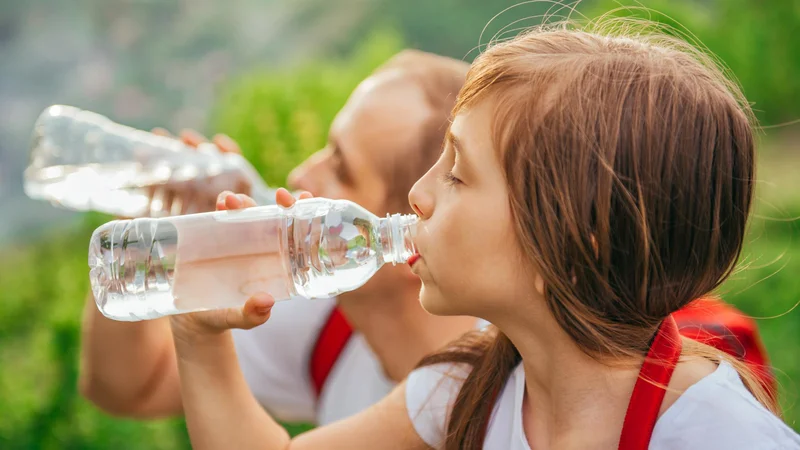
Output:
(377, 213), (418, 265)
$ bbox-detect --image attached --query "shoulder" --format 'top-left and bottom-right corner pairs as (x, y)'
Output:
(652, 361), (800, 450)
(405, 361), (525, 449)
(405, 362), (474, 448)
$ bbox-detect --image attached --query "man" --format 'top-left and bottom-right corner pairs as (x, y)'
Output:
(79, 50), (479, 424)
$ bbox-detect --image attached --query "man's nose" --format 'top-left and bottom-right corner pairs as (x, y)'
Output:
(286, 164), (308, 192)
(287, 149), (329, 193)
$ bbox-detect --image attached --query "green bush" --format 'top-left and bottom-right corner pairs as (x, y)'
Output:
(584, 0), (800, 126)
(0, 212), (192, 450)
(346, 1), (800, 125)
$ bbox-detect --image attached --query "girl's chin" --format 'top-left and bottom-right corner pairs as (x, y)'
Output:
(419, 287), (458, 317)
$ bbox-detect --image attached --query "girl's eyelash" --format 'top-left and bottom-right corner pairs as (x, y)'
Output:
(443, 171), (462, 186)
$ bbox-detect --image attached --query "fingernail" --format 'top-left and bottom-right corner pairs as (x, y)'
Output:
(217, 134), (234, 147)
(255, 306), (272, 315)
(236, 194), (252, 205)
(181, 129), (205, 146)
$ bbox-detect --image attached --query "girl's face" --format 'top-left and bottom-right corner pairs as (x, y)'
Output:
(408, 100), (539, 318)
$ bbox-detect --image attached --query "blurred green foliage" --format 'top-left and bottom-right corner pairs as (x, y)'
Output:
(0, 212), (192, 450)
(210, 29), (404, 188)
(583, 0), (800, 125)
(338, 0), (799, 125)
(722, 147), (800, 427)
(1, 5), (799, 448)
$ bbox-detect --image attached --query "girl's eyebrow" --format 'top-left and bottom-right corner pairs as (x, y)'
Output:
(446, 130), (473, 172)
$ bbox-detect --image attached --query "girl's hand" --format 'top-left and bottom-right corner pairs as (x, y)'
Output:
(215, 187), (314, 210)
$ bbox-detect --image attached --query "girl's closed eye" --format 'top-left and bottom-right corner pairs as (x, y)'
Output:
(442, 170), (463, 186)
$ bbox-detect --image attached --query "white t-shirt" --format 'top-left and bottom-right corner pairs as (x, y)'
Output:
(231, 296), (490, 425)
(231, 296), (394, 425)
(406, 361), (800, 449)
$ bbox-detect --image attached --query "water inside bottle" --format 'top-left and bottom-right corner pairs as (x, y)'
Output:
(25, 157), (257, 218)
(90, 219), (180, 320)
(90, 201), (401, 320)
(25, 162), (165, 217)
(167, 202), (385, 311)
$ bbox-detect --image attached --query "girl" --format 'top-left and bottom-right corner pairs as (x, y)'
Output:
(169, 19), (800, 449)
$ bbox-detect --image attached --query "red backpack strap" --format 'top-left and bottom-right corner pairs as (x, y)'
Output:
(309, 306), (354, 398)
(619, 316), (683, 450)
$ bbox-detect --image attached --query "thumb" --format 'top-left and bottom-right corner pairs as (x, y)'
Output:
(224, 293), (275, 330)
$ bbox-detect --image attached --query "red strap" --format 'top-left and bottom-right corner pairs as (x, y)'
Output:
(309, 306), (354, 398)
(619, 316), (683, 450)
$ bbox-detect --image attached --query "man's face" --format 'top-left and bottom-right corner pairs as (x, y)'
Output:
(287, 73), (433, 217)
(287, 73), (433, 301)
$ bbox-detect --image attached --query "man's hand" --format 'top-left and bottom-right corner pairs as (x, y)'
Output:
(146, 128), (252, 217)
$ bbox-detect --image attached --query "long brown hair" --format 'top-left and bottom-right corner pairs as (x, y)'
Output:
(419, 17), (778, 449)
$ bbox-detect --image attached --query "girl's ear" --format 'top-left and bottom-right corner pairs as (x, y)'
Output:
(534, 272), (545, 296)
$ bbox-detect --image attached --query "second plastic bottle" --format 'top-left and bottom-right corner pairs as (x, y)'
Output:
(89, 198), (418, 321)
(25, 105), (278, 217)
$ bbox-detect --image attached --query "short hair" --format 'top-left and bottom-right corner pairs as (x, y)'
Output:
(372, 50), (469, 211)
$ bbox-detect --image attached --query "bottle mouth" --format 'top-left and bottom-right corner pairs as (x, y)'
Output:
(387, 213), (418, 265)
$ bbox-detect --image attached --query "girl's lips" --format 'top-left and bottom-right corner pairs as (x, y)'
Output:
(407, 253), (421, 267)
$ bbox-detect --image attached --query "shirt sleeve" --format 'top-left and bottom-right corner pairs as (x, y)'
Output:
(651, 361), (800, 449)
(405, 362), (472, 449)
(231, 296), (337, 424)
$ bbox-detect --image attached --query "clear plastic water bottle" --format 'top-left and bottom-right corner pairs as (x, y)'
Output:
(24, 105), (277, 217)
(88, 197), (418, 321)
